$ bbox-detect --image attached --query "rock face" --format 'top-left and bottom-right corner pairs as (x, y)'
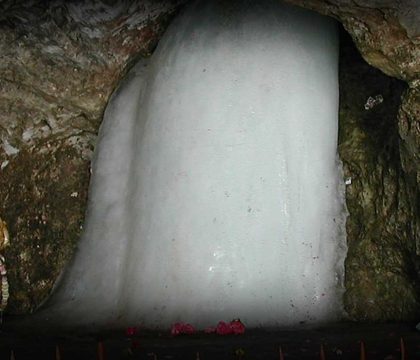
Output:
(0, 0), (186, 313)
(0, 0), (419, 320)
(339, 32), (417, 320)
(284, 0), (420, 83)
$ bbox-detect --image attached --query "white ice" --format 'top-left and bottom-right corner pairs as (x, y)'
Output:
(43, 0), (347, 329)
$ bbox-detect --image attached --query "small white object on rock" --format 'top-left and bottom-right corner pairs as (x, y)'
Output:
(364, 94), (383, 110)
(2, 140), (19, 156)
(1, 161), (9, 170)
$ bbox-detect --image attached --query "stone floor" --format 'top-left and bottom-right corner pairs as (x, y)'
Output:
(1, 318), (419, 359)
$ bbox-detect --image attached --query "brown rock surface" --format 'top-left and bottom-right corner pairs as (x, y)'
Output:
(339, 32), (418, 320)
(284, 0), (420, 82)
(0, 0), (185, 313)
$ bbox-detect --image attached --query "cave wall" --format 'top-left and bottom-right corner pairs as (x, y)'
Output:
(0, 0), (186, 313)
(339, 31), (417, 320)
(0, 0), (419, 320)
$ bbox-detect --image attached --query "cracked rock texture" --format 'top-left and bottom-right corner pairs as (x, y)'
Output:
(339, 32), (417, 320)
(0, 0), (185, 313)
(0, 0), (419, 320)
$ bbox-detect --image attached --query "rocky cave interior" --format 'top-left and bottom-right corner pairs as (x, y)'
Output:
(0, 0), (419, 344)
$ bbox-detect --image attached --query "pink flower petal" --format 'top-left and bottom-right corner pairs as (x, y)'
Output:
(216, 321), (233, 335)
(230, 319), (245, 334)
(182, 323), (196, 334)
(170, 322), (196, 336)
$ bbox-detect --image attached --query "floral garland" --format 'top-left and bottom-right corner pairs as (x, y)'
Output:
(0, 255), (8, 311)
(0, 219), (9, 313)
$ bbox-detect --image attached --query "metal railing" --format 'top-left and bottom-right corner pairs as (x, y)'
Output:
(6, 337), (408, 359)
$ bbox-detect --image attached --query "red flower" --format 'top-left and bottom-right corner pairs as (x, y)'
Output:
(230, 319), (245, 334)
(216, 321), (233, 335)
(171, 322), (196, 336)
(171, 323), (183, 336)
(126, 327), (138, 336)
(214, 320), (245, 335)
(182, 323), (196, 334)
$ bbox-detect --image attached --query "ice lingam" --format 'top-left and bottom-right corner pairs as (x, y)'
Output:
(42, 0), (347, 329)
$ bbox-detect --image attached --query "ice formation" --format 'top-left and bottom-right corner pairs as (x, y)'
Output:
(43, 0), (347, 329)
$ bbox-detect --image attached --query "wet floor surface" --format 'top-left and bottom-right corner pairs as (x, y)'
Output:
(1, 320), (420, 359)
